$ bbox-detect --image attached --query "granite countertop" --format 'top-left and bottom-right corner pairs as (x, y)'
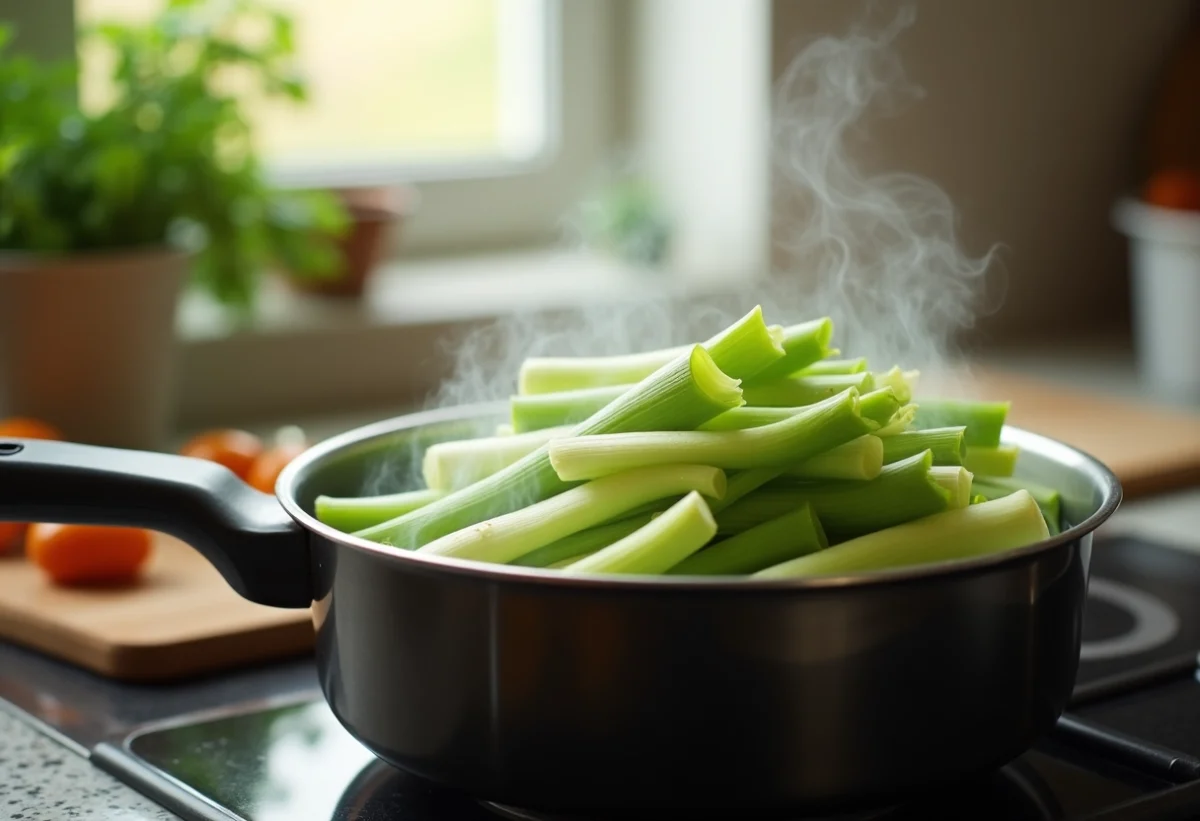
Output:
(0, 709), (178, 821)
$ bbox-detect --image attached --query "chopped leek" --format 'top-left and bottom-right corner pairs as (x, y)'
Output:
(787, 435), (883, 481)
(423, 425), (574, 491)
(547, 388), (875, 482)
(667, 504), (827, 575)
(418, 464), (726, 564)
(717, 450), (949, 541)
(562, 491), (717, 575)
(913, 399), (1009, 447)
(964, 445), (1019, 477)
(511, 513), (654, 567)
(881, 427), (966, 466)
(357, 340), (748, 548)
(742, 372), (874, 407)
(516, 305), (785, 394)
(974, 476), (1062, 536)
(754, 490), (1049, 578)
(801, 357), (868, 375)
(929, 466), (973, 509)
(315, 488), (444, 533)
(743, 318), (834, 383)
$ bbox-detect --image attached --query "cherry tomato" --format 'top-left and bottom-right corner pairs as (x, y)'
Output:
(180, 429), (264, 480)
(1143, 168), (1200, 211)
(26, 523), (153, 586)
(0, 417), (63, 555)
(245, 426), (309, 494)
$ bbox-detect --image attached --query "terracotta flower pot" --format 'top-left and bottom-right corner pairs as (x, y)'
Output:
(289, 186), (410, 298)
(0, 247), (190, 450)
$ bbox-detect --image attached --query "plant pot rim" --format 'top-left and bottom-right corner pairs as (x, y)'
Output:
(0, 245), (194, 272)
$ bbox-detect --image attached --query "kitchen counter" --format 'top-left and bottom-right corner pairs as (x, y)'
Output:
(0, 707), (177, 821)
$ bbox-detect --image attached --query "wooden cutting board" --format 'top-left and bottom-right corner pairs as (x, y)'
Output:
(940, 368), (1200, 499)
(0, 533), (314, 682)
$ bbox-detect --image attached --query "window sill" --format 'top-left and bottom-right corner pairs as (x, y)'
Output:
(174, 248), (752, 428)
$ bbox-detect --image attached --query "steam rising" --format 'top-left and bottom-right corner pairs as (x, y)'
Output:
(367, 7), (1001, 496)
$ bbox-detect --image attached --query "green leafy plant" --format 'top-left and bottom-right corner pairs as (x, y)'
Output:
(0, 0), (349, 310)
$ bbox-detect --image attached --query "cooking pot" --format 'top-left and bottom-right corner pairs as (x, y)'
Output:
(0, 401), (1121, 814)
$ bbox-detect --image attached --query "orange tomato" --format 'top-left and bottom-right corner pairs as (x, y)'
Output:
(0, 522), (24, 555)
(1143, 168), (1200, 211)
(0, 417), (64, 441)
(26, 523), (153, 586)
(0, 417), (63, 554)
(245, 427), (310, 494)
(180, 429), (264, 480)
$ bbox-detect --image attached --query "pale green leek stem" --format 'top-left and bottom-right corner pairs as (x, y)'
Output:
(753, 490), (1049, 579)
(422, 425), (574, 491)
(742, 373), (874, 407)
(547, 388), (874, 482)
(561, 491), (717, 575)
(801, 357), (867, 375)
(667, 503), (827, 575)
(315, 488), (445, 534)
(787, 435), (883, 481)
(417, 464), (726, 564)
(963, 445), (1019, 477)
(929, 466), (973, 509)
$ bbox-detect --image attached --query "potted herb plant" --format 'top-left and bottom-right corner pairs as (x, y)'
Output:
(0, 1), (347, 450)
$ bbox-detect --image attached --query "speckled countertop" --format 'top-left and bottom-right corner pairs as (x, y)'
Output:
(0, 709), (178, 821)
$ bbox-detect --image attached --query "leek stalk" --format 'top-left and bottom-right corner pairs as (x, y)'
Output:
(801, 357), (868, 375)
(667, 503), (827, 575)
(562, 491), (717, 575)
(356, 340), (749, 548)
(743, 318), (834, 383)
(422, 425), (574, 491)
(929, 466), (973, 509)
(753, 490), (1049, 578)
(511, 513), (654, 567)
(913, 399), (1009, 447)
(881, 427), (966, 466)
(787, 435), (884, 481)
(742, 373), (875, 407)
(417, 464), (726, 564)
(515, 305), (786, 394)
(315, 488), (445, 533)
(547, 388), (874, 482)
(717, 451), (949, 541)
(964, 445), (1019, 477)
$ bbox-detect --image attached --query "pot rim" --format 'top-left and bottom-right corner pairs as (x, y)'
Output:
(276, 400), (1122, 592)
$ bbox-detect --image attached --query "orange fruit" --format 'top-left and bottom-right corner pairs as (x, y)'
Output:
(26, 523), (153, 586)
(179, 429), (264, 480)
(0, 417), (63, 554)
(0, 417), (63, 441)
(245, 426), (309, 494)
(0, 522), (25, 556)
(1143, 167), (1200, 211)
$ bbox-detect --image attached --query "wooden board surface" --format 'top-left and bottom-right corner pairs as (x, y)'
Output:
(0, 534), (313, 682)
(948, 368), (1200, 499)
(0, 368), (1196, 683)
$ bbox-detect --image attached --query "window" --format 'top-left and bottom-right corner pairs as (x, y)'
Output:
(75, 0), (554, 185)
(62, 0), (614, 254)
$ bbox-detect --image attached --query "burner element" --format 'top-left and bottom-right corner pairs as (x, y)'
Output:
(1081, 578), (1180, 661)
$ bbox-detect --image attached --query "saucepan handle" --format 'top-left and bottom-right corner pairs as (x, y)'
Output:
(0, 438), (311, 608)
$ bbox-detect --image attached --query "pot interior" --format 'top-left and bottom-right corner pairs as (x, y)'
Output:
(282, 401), (1120, 550)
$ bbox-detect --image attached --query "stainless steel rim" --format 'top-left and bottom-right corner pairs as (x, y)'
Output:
(275, 400), (1122, 592)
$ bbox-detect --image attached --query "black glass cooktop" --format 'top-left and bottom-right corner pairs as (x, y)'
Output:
(89, 536), (1200, 821)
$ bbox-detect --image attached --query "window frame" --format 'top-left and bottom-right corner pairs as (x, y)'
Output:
(5, 0), (617, 257)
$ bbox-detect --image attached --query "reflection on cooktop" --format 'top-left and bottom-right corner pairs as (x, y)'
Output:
(115, 699), (1169, 821)
(1077, 536), (1200, 686)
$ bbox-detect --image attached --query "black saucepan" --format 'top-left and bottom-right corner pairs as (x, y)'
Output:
(0, 401), (1121, 814)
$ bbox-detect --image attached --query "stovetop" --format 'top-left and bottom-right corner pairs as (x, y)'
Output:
(15, 535), (1200, 820)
